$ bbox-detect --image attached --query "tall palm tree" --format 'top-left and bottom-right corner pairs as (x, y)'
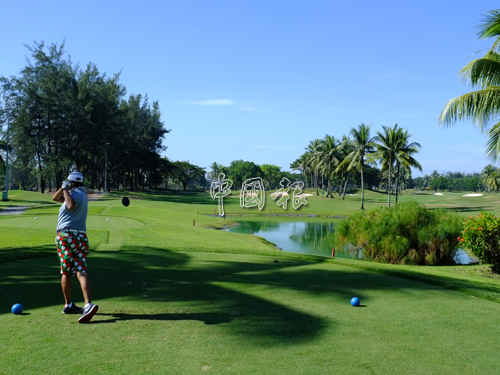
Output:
(336, 134), (354, 200)
(481, 164), (497, 193)
(305, 139), (321, 194)
(429, 170), (440, 182)
(0, 139), (6, 173)
(291, 153), (309, 187)
(439, 9), (500, 160)
(337, 123), (377, 209)
(422, 174), (430, 189)
(393, 128), (422, 204)
(488, 170), (500, 193)
(369, 124), (400, 207)
(317, 135), (340, 198)
(209, 162), (222, 181)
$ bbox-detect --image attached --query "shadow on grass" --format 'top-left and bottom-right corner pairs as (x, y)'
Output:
(4, 247), (500, 345)
(0, 245), (55, 264)
(447, 206), (489, 213)
(95, 312), (232, 325)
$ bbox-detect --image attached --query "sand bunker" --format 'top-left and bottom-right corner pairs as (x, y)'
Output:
(433, 193), (444, 196)
(270, 192), (288, 197)
(269, 192), (313, 197)
(462, 193), (483, 197)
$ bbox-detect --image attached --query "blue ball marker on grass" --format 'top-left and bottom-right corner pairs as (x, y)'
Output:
(350, 297), (360, 307)
(11, 304), (23, 315)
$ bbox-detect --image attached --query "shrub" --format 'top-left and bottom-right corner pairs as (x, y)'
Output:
(333, 201), (462, 265)
(460, 212), (500, 274)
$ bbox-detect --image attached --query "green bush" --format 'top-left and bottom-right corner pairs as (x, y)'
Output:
(333, 201), (462, 265)
(460, 212), (500, 273)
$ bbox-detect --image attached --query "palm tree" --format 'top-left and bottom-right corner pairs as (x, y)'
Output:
(317, 135), (340, 198)
(439, 9), (500, 160)
(336, 134), (354, 200)
(337, 124), (377, 209)
(429, 170), (440, 182)
(291, 153), (309, 188)
(481, 164), (497, 193)
(305, 139), (321, 195)
(209, 162), (222, 181)
(393, 128), (422, 204)
(0, 139), (6, 173)
(488, 170), (500, 193)
(369, 124), (400, 207)
(422, 174), (430, 189)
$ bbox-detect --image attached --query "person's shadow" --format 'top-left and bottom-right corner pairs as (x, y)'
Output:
(94, 312), (232, 325)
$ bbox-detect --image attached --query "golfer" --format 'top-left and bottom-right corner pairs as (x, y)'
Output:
(52, 171), (98, 323)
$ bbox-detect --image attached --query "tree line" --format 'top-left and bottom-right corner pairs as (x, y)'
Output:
(206, 160), (301, 191)
(415, 166), (500, 193)
(290, 124), (422, 208)
(0, 42), (170, 192)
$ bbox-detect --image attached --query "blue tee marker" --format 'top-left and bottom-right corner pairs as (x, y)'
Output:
(350, 297), (360, 307)
(11, 304), (23, 315)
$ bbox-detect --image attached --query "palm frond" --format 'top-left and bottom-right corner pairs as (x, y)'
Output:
(477, 9), (500, 39)
(459, 56), (500, 88)
(439, 87), (500, 131)
(486, 121), (500, 161)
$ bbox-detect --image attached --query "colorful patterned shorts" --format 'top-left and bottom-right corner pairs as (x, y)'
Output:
(55, 231), (89, 275)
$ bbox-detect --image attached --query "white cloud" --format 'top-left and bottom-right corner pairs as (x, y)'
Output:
(188, 99), (235, 106)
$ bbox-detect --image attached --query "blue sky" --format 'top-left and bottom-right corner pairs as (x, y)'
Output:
(2, 0), (500, 177)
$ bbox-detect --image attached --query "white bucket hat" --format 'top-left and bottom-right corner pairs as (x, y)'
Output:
(67, 171), (84, 183)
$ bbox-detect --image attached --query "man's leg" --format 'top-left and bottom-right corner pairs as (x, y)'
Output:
(77, 271), (98, 323)
(61, 274), (72, 305)
(77, 271), (91, 305)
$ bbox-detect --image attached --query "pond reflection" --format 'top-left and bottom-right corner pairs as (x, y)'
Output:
(224, 218), (475, 264)
(224, 219), (360, 259)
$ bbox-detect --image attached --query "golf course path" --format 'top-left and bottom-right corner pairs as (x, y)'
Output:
(0, 206), (30, 216)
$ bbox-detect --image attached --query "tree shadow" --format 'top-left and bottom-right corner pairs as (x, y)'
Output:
(0, 245), (55, 264)
(3, 248), (500, 346)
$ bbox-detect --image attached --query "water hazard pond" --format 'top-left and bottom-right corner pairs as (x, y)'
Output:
(224, 217), (475, 264)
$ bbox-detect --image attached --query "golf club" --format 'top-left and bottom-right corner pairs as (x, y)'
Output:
(85, 187), (130, 206)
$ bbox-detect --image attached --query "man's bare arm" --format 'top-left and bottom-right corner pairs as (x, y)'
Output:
(63, 189), (77, 210)
(52, 188), (65, 203)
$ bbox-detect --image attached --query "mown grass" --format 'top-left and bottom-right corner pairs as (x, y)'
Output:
(1, 190), (500, 374)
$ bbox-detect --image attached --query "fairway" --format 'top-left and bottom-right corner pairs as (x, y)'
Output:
(1, 191), (500, 374)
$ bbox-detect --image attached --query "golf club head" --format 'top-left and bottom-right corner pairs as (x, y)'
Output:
(122, 197), (130, 207)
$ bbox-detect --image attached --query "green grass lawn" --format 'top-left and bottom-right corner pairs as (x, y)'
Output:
(1, 190), (500, 374)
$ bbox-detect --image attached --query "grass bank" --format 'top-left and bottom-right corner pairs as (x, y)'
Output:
(1, 190), (500, 374)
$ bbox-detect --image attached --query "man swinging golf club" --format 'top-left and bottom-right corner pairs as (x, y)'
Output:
(52, 171), (98, 323)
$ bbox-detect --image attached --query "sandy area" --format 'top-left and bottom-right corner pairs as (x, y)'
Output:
(462, 193), (483, 197)
(269, 192), (313, 197)
(270, 192), (289, 197)
(433, 193), (444, 196)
